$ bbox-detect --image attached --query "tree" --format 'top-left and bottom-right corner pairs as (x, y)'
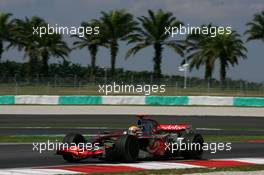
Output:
(186, 26), (247, 88)
(126, 9), (184, 78)
(0, 12), (14, 60)
(13, 16), (69, 77)
(245, 11), (264, 42)
(13, 16), (46, 76)
(37, 33), (70, 77)
(185, 24), (216, 81)
(73, 21), (105, 80)
(98, 10), (138, 77)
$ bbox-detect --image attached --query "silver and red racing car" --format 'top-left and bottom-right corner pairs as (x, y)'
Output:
(57, 115), (204, 162)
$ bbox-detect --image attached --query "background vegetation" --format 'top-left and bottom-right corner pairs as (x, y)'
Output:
(0, 9), (264, 95)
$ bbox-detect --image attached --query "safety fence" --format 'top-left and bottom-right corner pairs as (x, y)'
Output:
(0, 76), (263, 97)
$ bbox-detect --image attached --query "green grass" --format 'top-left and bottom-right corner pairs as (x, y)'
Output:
(204, 135), (264, 142)
(0, 85), (264, 96)
(74, 165), (264, 175)
(1, 135), (264, 143)
(0, 135), (63, 142)
(0, 123), (129, 128)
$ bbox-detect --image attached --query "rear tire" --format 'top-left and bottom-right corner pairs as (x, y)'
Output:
(62, 133), (85, 162)
(115, 135), (139, 162)
(182, 134), (204, 159)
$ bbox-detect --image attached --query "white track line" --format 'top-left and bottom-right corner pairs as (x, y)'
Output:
(0, 127), (110, 129)
(196, 128), (222, 131)
(224, 158), (264, 164)
(0, 169), (79, 175)
(116, 161), (203, 169)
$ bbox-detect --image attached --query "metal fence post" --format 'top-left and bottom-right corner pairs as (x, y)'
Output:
(47, 82), (50, 95)
(131, 75), (134, 84)
(78, 81), (82, 94)
(207, 80), (210, 93)
(14, 74), (18, 95)
(54, 75), (57, 87)
(74, 74), (77, 88)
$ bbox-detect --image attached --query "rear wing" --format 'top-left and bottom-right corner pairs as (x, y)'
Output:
(157, 124), (192, 131)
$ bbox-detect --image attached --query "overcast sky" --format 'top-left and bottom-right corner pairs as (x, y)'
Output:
(1, 0), (264, 82)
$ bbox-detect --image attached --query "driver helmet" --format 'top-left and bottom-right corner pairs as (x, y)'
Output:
(128, 125), (139, 135)
(136, 114), (145, 119)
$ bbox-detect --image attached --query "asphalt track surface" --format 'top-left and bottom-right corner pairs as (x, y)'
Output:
(1, 115), (264, 135)
(0, 114), (264, 169)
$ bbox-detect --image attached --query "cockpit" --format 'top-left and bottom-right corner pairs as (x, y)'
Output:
(137, 118), (158, 134)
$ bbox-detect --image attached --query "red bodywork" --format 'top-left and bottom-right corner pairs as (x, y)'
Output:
(57, 131), (124, 159)
(59, 145), (104, 159)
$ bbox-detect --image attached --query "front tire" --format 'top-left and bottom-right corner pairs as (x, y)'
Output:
(182, 134), (204, 159)
(115, 135), (139, 162)
(62, 133), (85, 162)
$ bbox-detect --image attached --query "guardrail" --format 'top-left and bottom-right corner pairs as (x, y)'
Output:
(1, 95), (264, 107)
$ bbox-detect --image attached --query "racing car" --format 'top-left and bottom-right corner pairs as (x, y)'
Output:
(57, 115), (204, 162)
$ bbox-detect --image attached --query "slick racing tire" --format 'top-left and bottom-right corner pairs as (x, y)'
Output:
(104, 146), (119, 162)
(115, 135), (139, 162)
(62, 133), (85, 162)
(182, 134), (204, 159)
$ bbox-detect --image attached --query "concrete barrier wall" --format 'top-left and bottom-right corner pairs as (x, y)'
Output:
(0, 95), (264, 107)
(189, 96), (233, 106)
(0, 96), (14, 104)
(15, 95), (59, 104)
(146, 96), (188, 105)
(59, 96), (102, 105)
(102, 96), (145, 105)
(233, 97), (264, 107)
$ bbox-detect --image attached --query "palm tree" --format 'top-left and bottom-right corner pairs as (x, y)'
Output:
(73, 21), (105, 80)
(0, 12), (14, 60)
(126, 9), (184, 78)
(245, 11), (264, 42)
(37, 33), (70, 77)
(185, 25), (216, 81)
(13, 17), (70, 77)
(186, 27), (247, 88)
(97, 10), (138, 77)
(13, 16), (46, 76)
